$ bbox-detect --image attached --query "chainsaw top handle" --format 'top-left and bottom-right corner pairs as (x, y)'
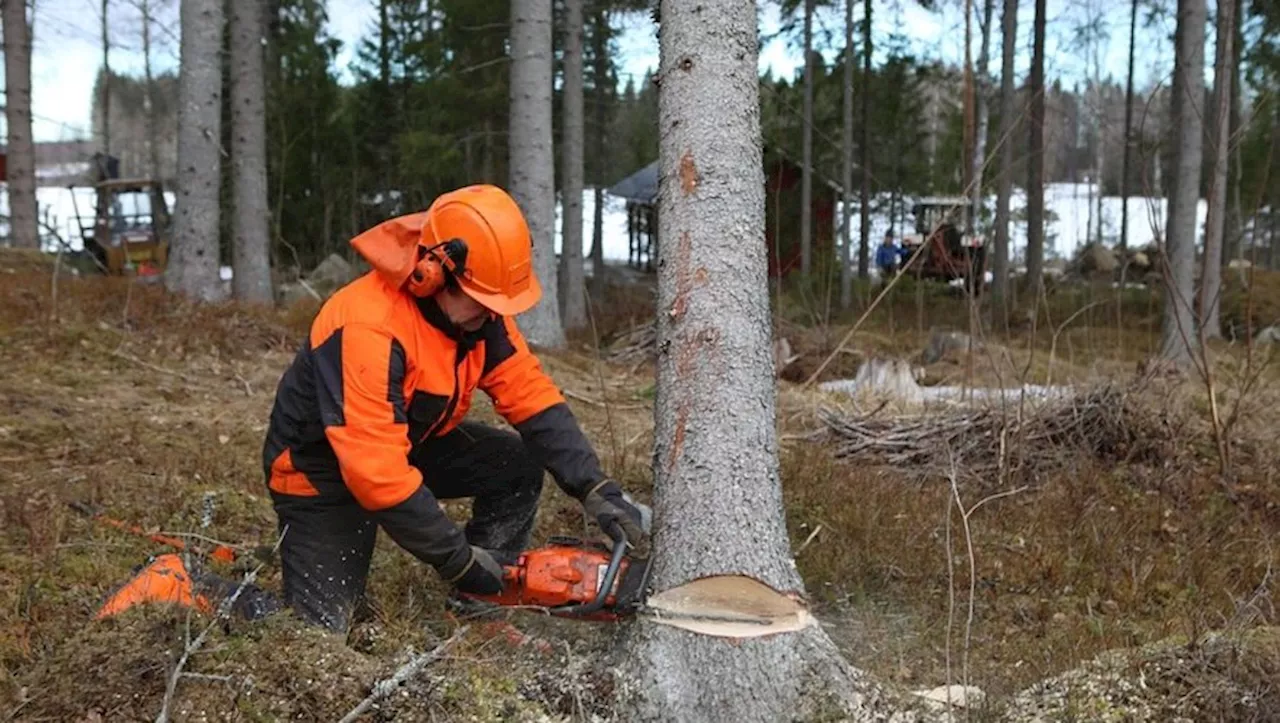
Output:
(552, 527), (628, 617)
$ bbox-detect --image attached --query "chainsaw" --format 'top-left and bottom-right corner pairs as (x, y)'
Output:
(455, 528), (652, 621)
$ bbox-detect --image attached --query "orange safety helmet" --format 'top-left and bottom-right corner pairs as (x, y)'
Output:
(350, 185), (542, 317)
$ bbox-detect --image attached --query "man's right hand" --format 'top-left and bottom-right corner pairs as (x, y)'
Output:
(442, 545), (505, 595)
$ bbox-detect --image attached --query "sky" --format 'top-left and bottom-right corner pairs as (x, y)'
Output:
(5, 0), (1189, 144)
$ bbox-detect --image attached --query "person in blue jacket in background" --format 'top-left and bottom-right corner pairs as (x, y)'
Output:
(876, 231), (902, 277)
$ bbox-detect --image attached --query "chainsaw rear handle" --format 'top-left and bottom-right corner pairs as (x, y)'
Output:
(551, 527), (629, 617)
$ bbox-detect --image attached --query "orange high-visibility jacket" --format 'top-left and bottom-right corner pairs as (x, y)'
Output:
(262, 271), (603, 571)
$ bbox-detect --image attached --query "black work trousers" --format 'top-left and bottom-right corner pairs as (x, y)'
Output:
(270, 422), (544, 632)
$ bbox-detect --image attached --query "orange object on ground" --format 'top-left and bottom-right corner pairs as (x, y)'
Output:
(94, 554), (213, 619)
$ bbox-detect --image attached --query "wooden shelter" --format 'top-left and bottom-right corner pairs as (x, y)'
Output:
(606, 147), (842, 277)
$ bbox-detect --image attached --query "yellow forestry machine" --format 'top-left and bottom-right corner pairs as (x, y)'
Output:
(76, 177), (171, 277)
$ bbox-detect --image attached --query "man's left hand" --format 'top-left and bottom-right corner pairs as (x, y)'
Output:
(582, 479), (650, 557)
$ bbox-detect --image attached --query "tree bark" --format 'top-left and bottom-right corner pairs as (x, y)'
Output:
(167, 0), (226, 302)
(857, 0), (872, 280)
(230, 0), (274, 304)
(991, 0), (1018, 316)
(559, 0), (587, 330)
(1226, 0), (1243, 266)
(139, 0), (163, 182)
(616, 2), (906, 720)
(1120, 0), (1137, 255)
(509, 0), (564, 347)
(800, 0), (815, 278)
(840, 0), (854, 308)
(101, 0), (111, 157)
(1160, 0), (1206, 364)
(1025, 0), (1047, 295)
(589, 4), (609, 301)
(969, 0), (995, 240)
(1199, 0), (1233, 339)
(3, 0), (38, 249)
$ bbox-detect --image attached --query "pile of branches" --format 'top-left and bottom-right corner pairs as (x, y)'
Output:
(605, 321), (656, 365)
(820, 382), (1185, 485)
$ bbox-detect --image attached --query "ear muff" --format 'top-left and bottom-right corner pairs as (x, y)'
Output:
(405, 238), (468, 297)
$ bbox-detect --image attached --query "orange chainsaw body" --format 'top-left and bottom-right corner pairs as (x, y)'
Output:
(464, 537), (639, 621)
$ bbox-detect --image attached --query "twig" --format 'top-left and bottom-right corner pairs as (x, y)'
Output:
(337, 626), (471, 723)
(154, 530), (285, 723)
(296, 276), (323, 302)
(110, 349), (199, 384)
(563, 388), (649, 411)
(794, 524), (824, 556)
(234, 371), (253, 397)
(155, 564), (264, 723)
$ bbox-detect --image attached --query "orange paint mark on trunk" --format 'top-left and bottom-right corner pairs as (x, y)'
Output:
(668, 403), (688, 471)
(679, 150), (700, 195)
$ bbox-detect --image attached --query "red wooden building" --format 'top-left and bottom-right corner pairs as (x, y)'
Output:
(607, 146), (841, 278)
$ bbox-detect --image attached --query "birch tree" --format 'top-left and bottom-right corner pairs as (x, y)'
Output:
(616, 1), (906, 719)
(1200, 0), (1235, 339)
(509, 0), (564, 347)
(1161, 0), (1206, 364)
(559, 0), (587, 330)
(230, 0), (274, 304)
(3, 0), (38, 249)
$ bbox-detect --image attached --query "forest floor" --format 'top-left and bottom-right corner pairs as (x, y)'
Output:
(2, 248), (1280, 721)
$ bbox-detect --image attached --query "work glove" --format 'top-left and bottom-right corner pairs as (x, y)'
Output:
(582, 479), (651, 558)
(441, 545), (505, 596)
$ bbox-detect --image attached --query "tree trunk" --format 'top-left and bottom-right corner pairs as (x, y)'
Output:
(840, 0), (854, 308)
(509, 0), (564, 347)
(800, 0), (815, 278)
(616, 2), (904, 720)
(857, 0), (872, 280)
(969, 0), (995, 240)
(1025, 0), (1047, 294)
(559, 0), (587, 330)
(1160, 0), (1206, 364)
(1199, 0), (1233, 339)
(589, 4), (609, 301)
(230, 0), (274, 304)
(1120, 0), (1137, 255)
(167, 0), (226, 302)
(3, 0), (38, 249)
(101, 0), (111, 157)
(991, 0), (1018, 314)
(140, 0), (163, 181)
(1225, 0), (1243, 265)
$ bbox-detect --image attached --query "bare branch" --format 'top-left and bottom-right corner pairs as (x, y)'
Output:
(337, 626), (471, 723)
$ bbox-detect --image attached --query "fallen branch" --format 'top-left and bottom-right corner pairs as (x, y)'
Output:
(155, 564), (265, 723)
(337, 626), (471, 723)
(563, 388), (649, 411)
(110, 349), (199, 384)
(154, 530), (285, 723)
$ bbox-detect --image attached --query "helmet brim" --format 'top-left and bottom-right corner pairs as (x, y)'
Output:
(459, 272), (542, 317)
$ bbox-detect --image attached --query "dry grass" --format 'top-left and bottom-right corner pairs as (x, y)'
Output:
(2, 250), (1278, 721)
